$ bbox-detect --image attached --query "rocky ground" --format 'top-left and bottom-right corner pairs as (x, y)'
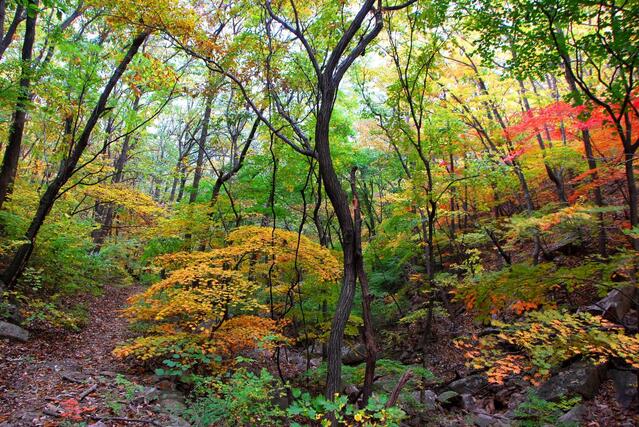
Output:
(1, 282), (637, 426)
(0, 284), (187, 427)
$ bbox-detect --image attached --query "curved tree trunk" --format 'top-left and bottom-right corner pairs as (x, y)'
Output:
(317, 88), (358, 400)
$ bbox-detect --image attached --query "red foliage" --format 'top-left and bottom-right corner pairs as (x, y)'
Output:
(59, 398), (95, 421)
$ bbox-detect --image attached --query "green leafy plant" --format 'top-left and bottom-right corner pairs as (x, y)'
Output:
(515, 392), (581, 427)
(185, 367), (285, 426)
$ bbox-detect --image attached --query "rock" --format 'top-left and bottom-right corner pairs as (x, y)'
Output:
(285, 352), (306, 369)
(448, 374), (489, 395)
(88, 422), (108, 427)
(460, 393), (477, 411)
(422, 389), (438, 408)
(584, 285), (636, 323)
(158, 390), (186, 413)
(537, 361), (604, 401)
(168, 415), (190, 427)
(341, 342), (366, 365)
(473, 413), (498, 427)
(60, 370), (88, 383)
(159, 397), (186, 413)
(0, 320), (29, 342)
(271, 388), (289, 410)
(134, 386), (159, 404)
(406, 389), (437, 410)
(545, 232), (583, 256)
(156, 379), (177, 391)
(437, 390), (459, 404)
(306, 342), (323, 357)
(43, 403), (62, 417)
(558, 404), (586, 423)
(608, 368), (638, 408)
(344, 384), (359, 400)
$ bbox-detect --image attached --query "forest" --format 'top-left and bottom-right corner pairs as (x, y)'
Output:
(0, 0), (637, 426)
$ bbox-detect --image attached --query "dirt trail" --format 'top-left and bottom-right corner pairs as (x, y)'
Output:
(0, 284), (179, 427)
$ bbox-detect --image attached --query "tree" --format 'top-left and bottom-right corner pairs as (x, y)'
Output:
(173, 0), (420, 400)
(462, 0), (639, 249)
(0, 0), (38, 210)
(1, 29), (151, 291)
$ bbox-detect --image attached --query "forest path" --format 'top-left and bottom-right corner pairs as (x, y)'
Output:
(0, 284), (179, 426)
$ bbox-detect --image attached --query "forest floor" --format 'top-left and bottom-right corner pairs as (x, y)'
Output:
(0, 284), (185, 427)
(0, 282), (636, 426)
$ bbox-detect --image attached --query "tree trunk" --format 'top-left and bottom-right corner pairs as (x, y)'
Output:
(623, 146), (639, 250)
(563, 70), (608, 256)
(518, 79), (568, 204)
(176, 163), (187, 203)
(0, 0), (37, 211)
(189, 94), (213, 203)
(317, 88), (358, 400)
(350, 167), (377, 405)
(92, 95), (140, 249)
(1, 30), (150, 290)
(0, 3), (24, 60)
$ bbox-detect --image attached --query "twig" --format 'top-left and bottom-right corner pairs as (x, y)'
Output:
(78, 384), (97, 401)
(90, 415), (162, 426)
(61, 373), (85, 384)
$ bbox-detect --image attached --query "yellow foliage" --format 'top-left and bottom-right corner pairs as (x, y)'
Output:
(115, 226), (339, 368)
(83, 183), (164, 219)
(456, 310), (639, 385)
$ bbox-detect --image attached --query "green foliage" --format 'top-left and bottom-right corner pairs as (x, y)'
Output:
(288, 389), (406, 427)
(155, 350), (222, 384)
(515, 392), (581, 427)
(305, 358), (434, 393)
(185, 367), (285, 427)
(114, 374), (144, 401)
(455, 252), (636, 320)
(459, 309), (639, 383)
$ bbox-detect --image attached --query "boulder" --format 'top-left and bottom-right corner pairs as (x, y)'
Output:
(310, 357), (322, 368)
(60, 370), (88, 384)
(156, 379), (177, 391)
(474, 413), (496, 427)
(537, 362), (604, 401)
(158, 390), (186, 413)
(448, 374), (489, 395)
(584, 285), (636, 323)
(0, 320), (29, 342)
(557, 404), (586, 424)
(133, 386), (159, 404)
(407, 389), (437, 410)
(167, 414), (190, 427)
(344, 384), (359, 401)
(459, 393), (477, 411)
(473, 413), (511, 427)
(422, 389), (438, 409)
(437, 390), (459, 404)
(341, 342), (366, 365)
(608, 369), (638, 408)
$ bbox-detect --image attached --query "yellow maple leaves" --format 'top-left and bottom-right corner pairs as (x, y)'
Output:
(456, 310), (639, 386)
(83, 183), (164, 219)
(115, 226), (340, 369)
